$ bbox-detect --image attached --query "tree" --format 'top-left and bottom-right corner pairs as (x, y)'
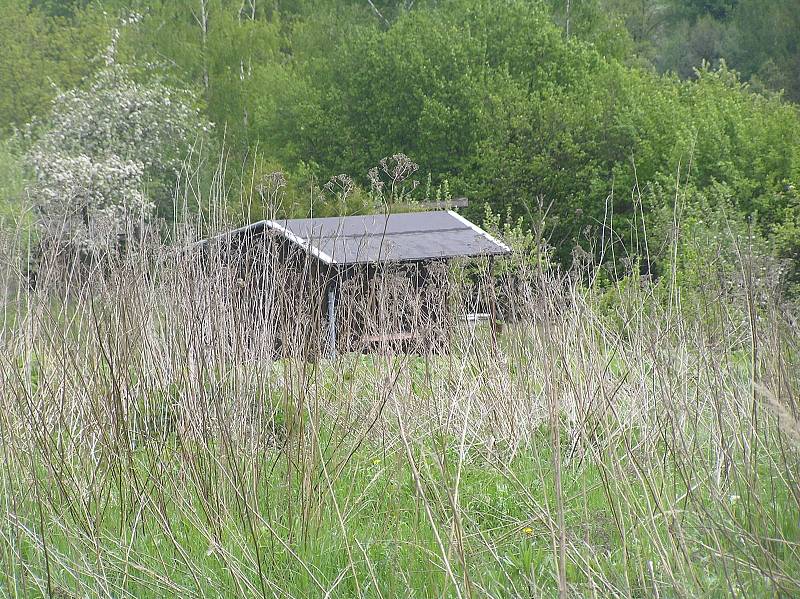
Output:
(27, 33), (210, 255)
(724, 0), (800, 101)
(678, 0), (738, 20)
(0, 0), (107, 133)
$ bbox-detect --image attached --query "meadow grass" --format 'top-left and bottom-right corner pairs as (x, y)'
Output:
(0, 215), (798, 598)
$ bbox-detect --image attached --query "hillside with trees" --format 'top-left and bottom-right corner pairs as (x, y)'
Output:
(1, 0), (798, 282)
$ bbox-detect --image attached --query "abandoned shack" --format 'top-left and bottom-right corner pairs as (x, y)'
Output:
(198, 210), (510, 357)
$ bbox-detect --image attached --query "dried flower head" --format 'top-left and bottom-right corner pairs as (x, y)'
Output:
(323, 174), (354, 197)
(379, 153), (419, 183)
(368, 167), (384, 194)
(259, 172), (287, 198)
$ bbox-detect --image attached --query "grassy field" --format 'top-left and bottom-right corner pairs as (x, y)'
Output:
(0, 225), (798, 598)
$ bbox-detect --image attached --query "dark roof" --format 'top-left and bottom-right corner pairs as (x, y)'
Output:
(213, 210), (510, 265)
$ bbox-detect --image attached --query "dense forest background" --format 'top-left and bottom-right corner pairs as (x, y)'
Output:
(1, 0), (799, 286)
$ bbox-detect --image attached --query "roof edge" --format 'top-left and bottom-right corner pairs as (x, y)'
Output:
(266, 219), (336, 265)
(446, 210), (512, 254)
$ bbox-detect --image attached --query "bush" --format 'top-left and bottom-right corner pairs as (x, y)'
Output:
(25, 32), (211, 258)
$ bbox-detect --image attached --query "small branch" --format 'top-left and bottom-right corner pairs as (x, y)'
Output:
(366, 0), (390, 26)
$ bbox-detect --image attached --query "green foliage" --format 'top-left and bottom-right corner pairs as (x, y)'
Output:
(115, 0), (284, 153)
(1, 0), (799, 290)
(0, 0), (108, 133)
(0, 137), (29, 224)
(482, 203), (554, 275)
(678, 0), (739, 21)
(619, 0), (800, 103)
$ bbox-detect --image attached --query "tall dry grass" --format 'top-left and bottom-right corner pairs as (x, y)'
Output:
(0, 191), (798, 598)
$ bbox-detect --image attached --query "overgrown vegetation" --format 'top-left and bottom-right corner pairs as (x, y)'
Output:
(1, 182), (799, 596)
(1, 1), (799, 597)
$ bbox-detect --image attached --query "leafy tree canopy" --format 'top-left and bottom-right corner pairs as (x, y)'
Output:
(0, 0), (798, 283)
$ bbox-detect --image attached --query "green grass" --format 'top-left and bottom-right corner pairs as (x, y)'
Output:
(5, 424), (796, 597)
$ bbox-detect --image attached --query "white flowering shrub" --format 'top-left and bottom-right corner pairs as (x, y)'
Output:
(31, 152), (149, 254)
(27, 39), (210, 256)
